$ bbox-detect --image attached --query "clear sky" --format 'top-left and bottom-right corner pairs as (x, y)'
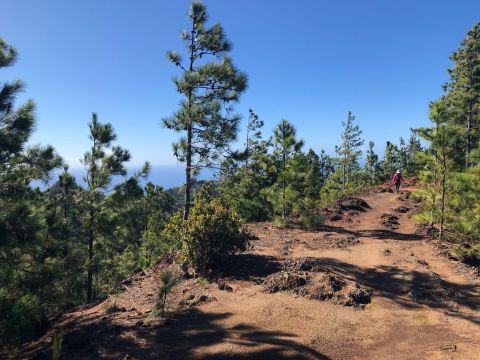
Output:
(1, 0), (480, 168)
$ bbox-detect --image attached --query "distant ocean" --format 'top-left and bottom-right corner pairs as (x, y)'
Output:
(34, 165), (216, 190)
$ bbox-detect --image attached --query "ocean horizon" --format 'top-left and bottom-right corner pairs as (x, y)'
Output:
(34, 164), (216, 191)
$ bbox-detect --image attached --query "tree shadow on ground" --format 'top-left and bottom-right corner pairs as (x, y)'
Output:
(357, 229), (423, 241)
(220, 254), (281, 282)
(310, 257), (480, 325)
(25, 309), (329, 360)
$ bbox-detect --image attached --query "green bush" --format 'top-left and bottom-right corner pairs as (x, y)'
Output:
(453, 244), (480, 268)
(301, 209), (325, 230)
(163, 198), (248, 273)
(0, 291), (45, 345)
(273, 215), (289, 228)
(409, 190), (425, 203)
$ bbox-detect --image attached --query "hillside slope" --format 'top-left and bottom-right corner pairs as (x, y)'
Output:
(13, 187), (480, 360)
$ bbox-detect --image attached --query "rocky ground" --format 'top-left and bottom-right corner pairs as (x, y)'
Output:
(9, 186), (480, 360)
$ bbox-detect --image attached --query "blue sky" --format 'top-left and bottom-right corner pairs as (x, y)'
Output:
(1, 0), (479, 168)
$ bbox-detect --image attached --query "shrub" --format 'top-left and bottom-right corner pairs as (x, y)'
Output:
(409, 190), (425, 203)
(273, 215), (289, 228)
(301, 209), (325, 230)
(163, 198), (248, 273)
(453, 244), (480, 268)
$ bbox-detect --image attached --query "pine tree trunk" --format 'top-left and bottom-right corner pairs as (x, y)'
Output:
(439, 156), (447, 240)
(87, 209), (94, 303)
(282, 150), (286, 220)
(184, 125), (192, 220)
(245, 120), (250, 175)
(466, 111), (471, 167)
(63, 189), (68, 243)
(183, 17), (196, 220)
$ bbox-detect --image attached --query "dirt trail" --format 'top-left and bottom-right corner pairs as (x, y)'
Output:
(14, 189), (480, 360)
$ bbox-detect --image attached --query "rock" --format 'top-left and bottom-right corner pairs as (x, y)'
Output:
(383, 248), (392, 256)
(263, 271), (309, 293)
(132, 268), (145, 276)
(346, 285), (372, 306)
(283, 258), (318, 272)
(380, 187), (393, 193)
(329, 214), (342, 221)
(218, 282), (234, 292)
(416, 259), (429, 267)
(334, 197), (371, 212)
(381, 212), (400, 229)
(394, 206), (409, 213)
(189, 294), (208, 306)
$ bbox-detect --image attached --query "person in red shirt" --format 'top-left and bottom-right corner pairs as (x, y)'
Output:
(391, 170), (404, 193)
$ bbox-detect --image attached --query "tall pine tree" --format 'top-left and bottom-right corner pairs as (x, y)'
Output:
(81, 113), (131, 303)
(444, 22), (480, 167)
(163, 1), (247, 219)
(335, 111), (364, 189)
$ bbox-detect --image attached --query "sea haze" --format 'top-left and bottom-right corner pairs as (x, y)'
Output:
(34, 164), (216, 190)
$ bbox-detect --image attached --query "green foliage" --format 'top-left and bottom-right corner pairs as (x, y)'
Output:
(412, 22), (480, 251)
(156, 268), (178, 318)
(453, 244), (480, 268)
(365, 141), (379, 185)
(443, 22), (480, 167)
(0, 37), (63, 345)
(197, 277), (209, 287)
(164, 1), (247, 218)
(409, 190), (425, 203)
(335, 111), (364, 189)
(218, 109), (274, 222)
(445, 167), (480, 243)
(265, 119), (304, 221)
(80, 113), (137, 303)
(164, 198), (248, 273)
(299, 199), (325, 230)
(52, 331), (63, 360)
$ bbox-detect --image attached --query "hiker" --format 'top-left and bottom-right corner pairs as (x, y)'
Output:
(391, 170), (404, 193)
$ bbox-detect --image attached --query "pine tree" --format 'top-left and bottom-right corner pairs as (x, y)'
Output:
(81, 113), (131, 303)
(304, 149), (323, 199)
(271, 119), (304, 220)
(381, 141), (398, 180)
(0, 38), (62, 343)
(416, 100), (464, 239)
(318, 149), (335, 186)
(406, 132), (423, 175)
(163, 1), (247, 219)
(365, 141), (379, 186)
(444, 22), (480, 167)
(397, 137), (408, 173)
(219, 109), (273, 221)
(335, 111), (364, 189)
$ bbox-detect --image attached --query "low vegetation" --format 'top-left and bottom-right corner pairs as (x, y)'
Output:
(156, 269), (179, 318)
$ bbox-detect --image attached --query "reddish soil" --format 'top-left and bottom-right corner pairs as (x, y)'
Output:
(8, 187), (480, 360)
